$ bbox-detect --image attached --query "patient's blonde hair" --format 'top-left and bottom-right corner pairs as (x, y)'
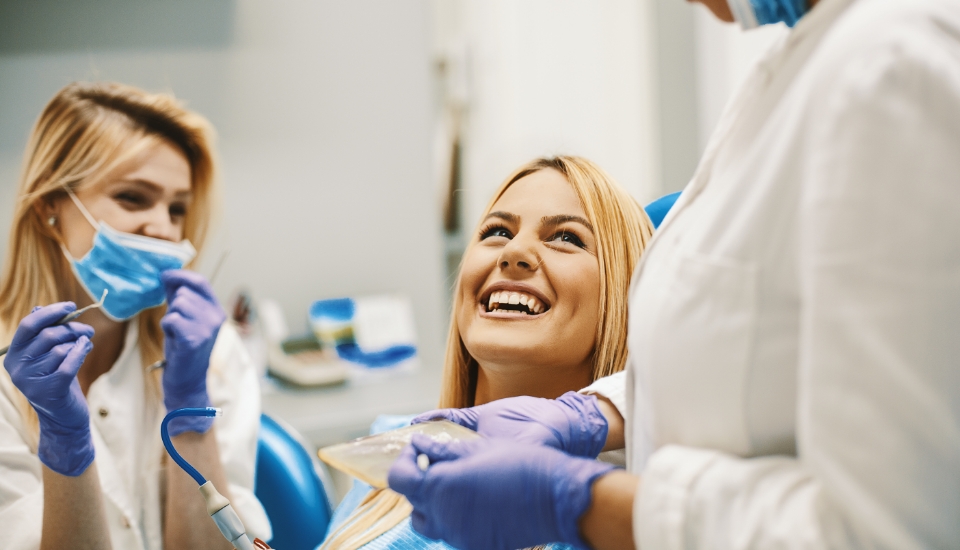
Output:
(321, 156), (653, 549)
(0, 82), (218, 448)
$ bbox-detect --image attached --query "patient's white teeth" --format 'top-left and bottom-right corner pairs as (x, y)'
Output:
(527, 298), (537, 312)
(495, 292), (505, 304)
(531, 300), (541, 313)
(509, 293), (520, 305)
(519, 295), (528, 306)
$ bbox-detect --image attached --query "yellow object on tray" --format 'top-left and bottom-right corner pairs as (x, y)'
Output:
(318, 421), (482, 488)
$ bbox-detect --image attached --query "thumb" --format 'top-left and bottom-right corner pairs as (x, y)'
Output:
(388, 443), (427, 498)
(409, 433), (480, 463)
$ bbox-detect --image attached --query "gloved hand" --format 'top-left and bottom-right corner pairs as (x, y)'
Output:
(389, 434), (616, 550)
(3, 303), (95, 476)
(160, 270), (225, 435)
(413, 392), (609, 458)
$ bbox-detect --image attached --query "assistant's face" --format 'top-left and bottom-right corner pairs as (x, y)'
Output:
(457, 168), (601, 378)
(53, 140), (193, 260)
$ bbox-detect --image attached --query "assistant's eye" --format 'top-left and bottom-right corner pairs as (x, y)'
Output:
(548, 230), (586, 249)
(114, 191), (148, 209)
(479, 224), (513, 241)
(169, 202), (188, 219)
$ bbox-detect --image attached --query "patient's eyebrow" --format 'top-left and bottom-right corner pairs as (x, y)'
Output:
(484, 211), (520, 224)
(541, 214), (594, 232)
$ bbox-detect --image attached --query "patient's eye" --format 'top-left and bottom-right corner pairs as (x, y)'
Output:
(548, 230), (586, 249)
(480, 224), (512, 241)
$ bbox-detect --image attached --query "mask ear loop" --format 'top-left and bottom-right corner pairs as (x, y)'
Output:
(59, 188), (101, 262)
(65, 188), (100, 230)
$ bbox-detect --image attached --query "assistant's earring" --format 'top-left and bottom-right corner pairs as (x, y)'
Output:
(47, 216), (57, 226)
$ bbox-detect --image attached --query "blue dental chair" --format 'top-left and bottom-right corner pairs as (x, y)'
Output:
(644, 191), (681, 229)
(255, 414), (334, 550)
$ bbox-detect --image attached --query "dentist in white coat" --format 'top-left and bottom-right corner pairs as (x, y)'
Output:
(387, 0), (960, 548)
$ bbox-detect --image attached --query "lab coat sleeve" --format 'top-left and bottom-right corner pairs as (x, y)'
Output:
(208, 322), (272, 541)
(0, 380), (43, 550)
(635, 29), (960, 549)
(579, 370), (627, 416)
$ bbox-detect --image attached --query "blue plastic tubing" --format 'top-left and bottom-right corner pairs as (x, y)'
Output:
(161, 407), (221, 486)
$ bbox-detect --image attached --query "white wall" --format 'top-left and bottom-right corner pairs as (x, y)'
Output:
(431, 0), (664, 231)
(0, 1), (447, 370)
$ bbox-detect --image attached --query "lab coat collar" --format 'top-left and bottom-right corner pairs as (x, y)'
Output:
(637, 0), (858, 274)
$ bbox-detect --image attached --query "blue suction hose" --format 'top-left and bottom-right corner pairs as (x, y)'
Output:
(161, 407), (220, 485)
(161, 407), (259, 550)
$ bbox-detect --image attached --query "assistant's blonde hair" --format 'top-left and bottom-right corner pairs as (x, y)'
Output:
(322, 156), (654, 549)
(0, 82), (219, 448)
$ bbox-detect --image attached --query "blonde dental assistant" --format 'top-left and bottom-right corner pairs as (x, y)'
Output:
(388, 0), (960, 548)
(0, 83), (268, 549)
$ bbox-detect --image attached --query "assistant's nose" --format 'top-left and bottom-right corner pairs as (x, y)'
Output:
(498, 234), (540, 273)
(140, 205), (180, 242)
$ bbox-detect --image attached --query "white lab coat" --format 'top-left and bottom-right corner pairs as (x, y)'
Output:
(624, 0), (960, 547)
(0, 321), (271, 549)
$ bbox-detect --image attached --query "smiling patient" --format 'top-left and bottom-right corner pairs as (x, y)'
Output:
(319, 156), (653, 550)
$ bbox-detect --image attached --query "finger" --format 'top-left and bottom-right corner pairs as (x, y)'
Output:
(63, 322), (96, 339)
(57, 335), (93, 378)
(13, 303), (77, 345)
(409, 434), (478, 463)
(22, 324), (94, 357)
(160, 311), (187, 340)
(387, 443), (427, 499)
(412, 408), (479, 430)
(161, 270), (218, 304)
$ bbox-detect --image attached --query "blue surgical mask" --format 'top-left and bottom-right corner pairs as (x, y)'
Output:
(727, 0), (807, 29)
(63, 190), (196, 321)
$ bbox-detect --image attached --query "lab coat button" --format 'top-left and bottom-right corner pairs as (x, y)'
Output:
(98, 408), (109, 418)
(121, 516), (131, 528)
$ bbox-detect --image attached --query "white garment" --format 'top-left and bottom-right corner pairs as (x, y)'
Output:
(625, 0), (960, 548)
(580, 371), (627, 467)
(0, 321), (270, 549)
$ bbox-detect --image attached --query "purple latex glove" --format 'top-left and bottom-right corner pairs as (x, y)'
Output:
(3, 303), (95, 476)
(413, 392), (609, 458)
(160, 270), (225, 435)
(389, 434), (616, 550)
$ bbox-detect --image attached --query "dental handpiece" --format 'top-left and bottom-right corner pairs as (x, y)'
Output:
(0, 290), (108, 357)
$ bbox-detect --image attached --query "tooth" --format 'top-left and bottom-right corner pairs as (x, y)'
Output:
(488, 295), (495, 309)
(509, 293), (520, 305)
(493, 292), (503, 304)
(531, 300), (541, 313)
(519, 295), (528, 306)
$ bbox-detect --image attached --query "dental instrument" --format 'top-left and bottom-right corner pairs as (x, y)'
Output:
(162, 407), (270, 550)
(0, 289), (107, 357)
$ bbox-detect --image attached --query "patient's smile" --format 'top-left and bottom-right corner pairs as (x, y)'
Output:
(487, 291), (543, 314)
(480, 283), (552, 317)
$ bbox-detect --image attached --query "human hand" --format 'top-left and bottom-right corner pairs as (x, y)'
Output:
(413, 392), (609, 458)
(388, 434), (616, 550)
(160, 270), (225, 434)
(3, 303), (95, 476)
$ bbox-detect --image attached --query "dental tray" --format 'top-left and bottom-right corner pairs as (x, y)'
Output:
(317, 420), (482, 488)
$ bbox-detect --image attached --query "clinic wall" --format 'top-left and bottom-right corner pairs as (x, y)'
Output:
(0, 0), (447, 370)
(431, 0), (663, 231)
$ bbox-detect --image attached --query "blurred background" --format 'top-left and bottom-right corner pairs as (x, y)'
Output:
(0, 0), (784, 467)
